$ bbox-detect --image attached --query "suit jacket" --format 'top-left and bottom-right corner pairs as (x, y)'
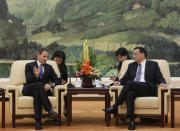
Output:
(119, 60), (166, 96)
(23, 60), (62, 95)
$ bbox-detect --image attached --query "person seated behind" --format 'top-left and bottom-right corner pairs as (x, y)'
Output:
(22, 48), (62, 130)
(110, 47), (130, 82)
(52, 50), (68, 85)
(103, 47), (166, 130)
(51, 50), (68, 117)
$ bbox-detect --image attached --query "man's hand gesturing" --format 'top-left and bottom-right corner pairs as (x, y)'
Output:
(33, 66), (40, 78)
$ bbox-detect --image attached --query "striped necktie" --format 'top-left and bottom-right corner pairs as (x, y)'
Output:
(39, 64), (43, 79)
(135, 64), (142, 82)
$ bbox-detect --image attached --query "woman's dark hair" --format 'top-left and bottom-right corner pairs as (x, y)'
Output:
(52, 50), (68, 81)
(115, 47), (130, 72)
(115, 47), (130, 58)
(51, 50), (66, 65)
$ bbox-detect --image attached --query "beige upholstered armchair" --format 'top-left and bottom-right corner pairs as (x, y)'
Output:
(6, 60), (67, 127)
(109, 59), (172, 127)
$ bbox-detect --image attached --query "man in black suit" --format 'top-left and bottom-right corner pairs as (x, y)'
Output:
(103, 47), (166, 130)
(22, 48), (62, 130)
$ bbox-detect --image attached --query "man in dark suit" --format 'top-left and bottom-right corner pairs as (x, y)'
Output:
(103, 47), (166, 130)
(22, 48), (62, 130)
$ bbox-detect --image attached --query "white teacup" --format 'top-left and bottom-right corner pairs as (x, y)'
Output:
(75, 80), (82, 88)
(95, 80), (102, 88)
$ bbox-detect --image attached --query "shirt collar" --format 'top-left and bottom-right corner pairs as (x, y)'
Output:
(140, 59), (146, 66)
(37, 60), (42, 67)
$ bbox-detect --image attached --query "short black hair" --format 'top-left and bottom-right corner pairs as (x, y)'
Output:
(51, 50), (66, 64)
(115, 47), (130, 59)
(134, 47), (147, 57)
(38, 48), (48, 54)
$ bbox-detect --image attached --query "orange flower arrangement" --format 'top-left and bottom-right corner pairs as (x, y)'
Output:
(75, 59), (101, 80)
(75, 39), (101, 80)
(81, 60), (92, 75)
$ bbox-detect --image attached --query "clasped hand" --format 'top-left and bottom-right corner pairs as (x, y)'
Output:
(44, 84), (51, 91)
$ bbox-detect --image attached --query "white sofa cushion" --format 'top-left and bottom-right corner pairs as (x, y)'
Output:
(119, 59), (171, 85)
(10, 60), (60, 85)
(18, 96), (56, 109)
(120, 97), (159, 109)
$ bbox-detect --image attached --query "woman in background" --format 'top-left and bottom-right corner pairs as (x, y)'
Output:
(52, 50), (68, 85)
(109, 47), (130, 122)
(46, 50), (68, 120)
(110, 47), (130, 81)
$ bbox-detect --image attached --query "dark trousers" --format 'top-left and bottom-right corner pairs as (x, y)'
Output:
(22, 82), (52, 122)
(113, 80), (156, 119)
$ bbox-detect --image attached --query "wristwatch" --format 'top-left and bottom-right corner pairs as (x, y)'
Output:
(51, 83), (55, 88)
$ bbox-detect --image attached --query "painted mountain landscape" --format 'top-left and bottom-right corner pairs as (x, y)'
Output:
(0, 0), (180, 77)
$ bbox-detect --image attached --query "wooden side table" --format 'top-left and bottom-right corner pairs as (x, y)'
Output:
(66, 88), (111, 126)
(0, 88), (6, 128)
(171, 87), (180, 128)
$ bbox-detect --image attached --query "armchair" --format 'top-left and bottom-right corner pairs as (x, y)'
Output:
(6, 60), (67, 127)
(109, 59), (172, 127)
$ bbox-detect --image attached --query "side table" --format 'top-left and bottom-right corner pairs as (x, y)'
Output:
(171, 87), (180, 128)
(66, 88), (111, 126)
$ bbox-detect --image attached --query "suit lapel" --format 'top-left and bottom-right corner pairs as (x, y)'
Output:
(34, 60), (38, 68)
(42, 64), (47, 80)
(145, 60), (149, 81)
(132, 62), (138, 80)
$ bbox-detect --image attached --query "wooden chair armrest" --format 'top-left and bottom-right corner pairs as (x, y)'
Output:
(109, 86), (123, 105)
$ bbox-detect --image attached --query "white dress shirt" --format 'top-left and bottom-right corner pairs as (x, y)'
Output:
(135, 59), (146, 82)
(37, 60), (44, 74)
